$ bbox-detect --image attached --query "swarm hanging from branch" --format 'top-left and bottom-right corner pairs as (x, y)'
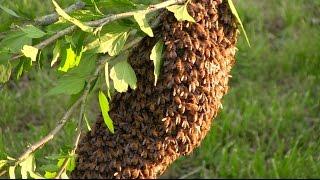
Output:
(72, 0), (238, 178)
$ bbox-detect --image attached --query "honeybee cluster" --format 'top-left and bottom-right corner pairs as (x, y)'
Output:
(72, 0), (238, 179)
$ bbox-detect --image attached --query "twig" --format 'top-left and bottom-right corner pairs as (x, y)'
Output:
(35, 0), (86, 26)
(10, 0), (184, 61)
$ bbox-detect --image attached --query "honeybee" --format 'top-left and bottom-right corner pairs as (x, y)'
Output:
(131, 169), (140, 179)
(181, 120), (189, 129)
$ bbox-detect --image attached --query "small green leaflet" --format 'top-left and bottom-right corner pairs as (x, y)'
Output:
(133, 12), (154, 37)
(0, 63), (11, 83)
(98, 91), (114, 133)
(21, 45), (38, 62)
(9, 166), (15, 179)
(150, 40), (164, 86)
(166, 4), (195, 23)
(51, 41), (61, 67)
(110, 60), (137, 92)
(58, 45), (84, 72)
(227, 0), (251, 47)
(52, 0), (93, 33)
(0, 4), (20, 17)
(20, 25), (46, 39)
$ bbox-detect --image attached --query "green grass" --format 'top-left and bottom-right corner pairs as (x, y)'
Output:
(1, 0), (320, 178)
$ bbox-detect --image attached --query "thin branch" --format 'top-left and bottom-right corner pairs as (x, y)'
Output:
(10, 0), (184, 61)
(35, 0), (86, 26)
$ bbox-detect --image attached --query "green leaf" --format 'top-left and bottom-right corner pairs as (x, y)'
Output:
(20, 25), (46, 39)
(0, 63), (12, 83)
(0, 31), (31, 53)
(51, 41), (61, 67)
(0, 4), (20, 18)
(227, 0), (251, 47)
(47, 75), (86, 96)
(58, 45), (84, 72)
(133, 12), (154, 37)
(98, 91), (114, 133)
(166, 4), (195, 22)
(21, 45), (39, 62)
(44, 171), (57, 178)
(110, 60), (137, 92)
(52, 0), (93, 33)
(9, 166), (15, 179)
(150, 40), (164, 86)
(93, 32), (129, 56)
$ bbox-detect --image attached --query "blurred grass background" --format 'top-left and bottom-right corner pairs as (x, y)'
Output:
(0, 0), (319, 178)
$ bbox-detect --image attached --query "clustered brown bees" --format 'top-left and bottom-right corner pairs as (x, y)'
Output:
(72, 0), (238, 179)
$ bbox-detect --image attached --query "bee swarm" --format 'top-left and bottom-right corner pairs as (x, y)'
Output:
(72, 0), (238, 179)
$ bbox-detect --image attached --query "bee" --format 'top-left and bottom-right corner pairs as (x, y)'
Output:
(175, 58), (183, 71)
(185, 103), (199, 114)
(174, 76), (181, 84)
(174, 96), (182, 104)
(181, 120), (189, 129)
(193, 39), (200, 50)
(175, 114), (181, 125)
(143, 167), (150, 177)
(131, 169), (140, 179)
(195, 23), (207, 38)
(188, 53), (197, 65)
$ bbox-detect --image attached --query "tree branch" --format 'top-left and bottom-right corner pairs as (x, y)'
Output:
(34, 0), (86, 26)
(10, 0), (184, 61)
